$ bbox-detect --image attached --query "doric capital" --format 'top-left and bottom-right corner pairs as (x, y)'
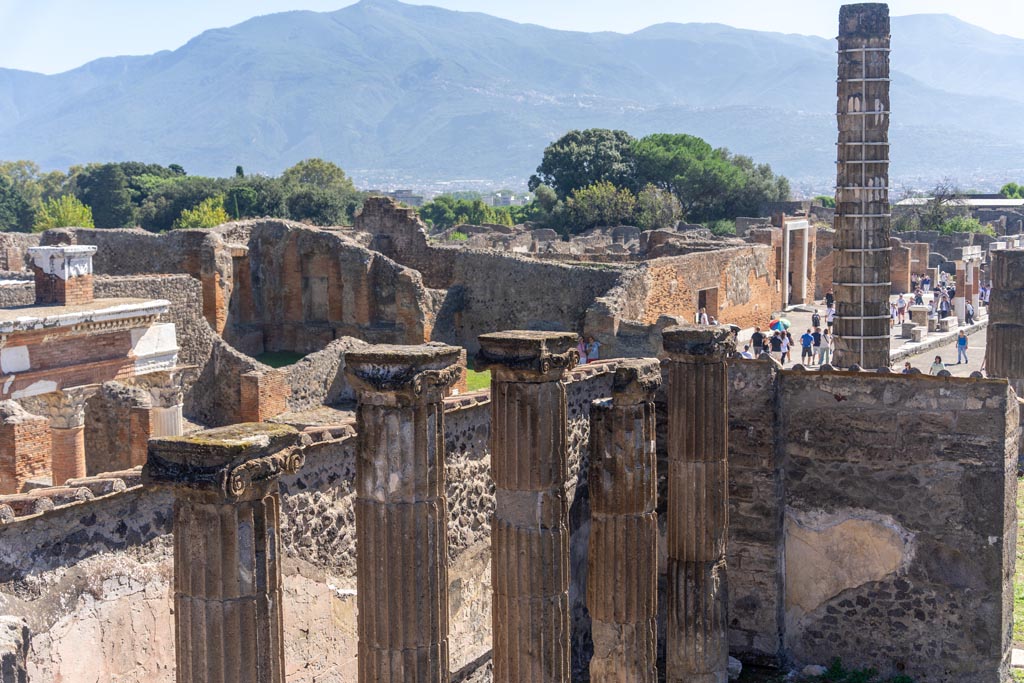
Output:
(610, 358), (662, 405)
(143, 423), (309, 500)
(662, 325), (737, 361)
(475, 330), (578, 383)
(345, 343), (462, 404)
(19, 385), (98, 429)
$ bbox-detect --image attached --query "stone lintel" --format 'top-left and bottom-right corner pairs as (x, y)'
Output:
(610, 358), (662, 405)
(838, 3), (890, 39)
(662, 325), (737, 361)
(345, 342), (462, 401)
(143, 423), (308, 499)
(476, 330), (577, 382)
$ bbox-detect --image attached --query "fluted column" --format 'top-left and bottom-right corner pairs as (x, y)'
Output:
(143, 423), (307, 683)
(344, 343), (463, 683)
(587, 358), (662, 683)
(663, 325), (736, 683)
(987, 249), (1024, 396)
(476, 330), (578, 683)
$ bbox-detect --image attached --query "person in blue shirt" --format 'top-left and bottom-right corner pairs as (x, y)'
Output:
(800, 328), (815, 364)
(955, 330), (968, 364)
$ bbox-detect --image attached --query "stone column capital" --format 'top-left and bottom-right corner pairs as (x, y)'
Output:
(662, 325), (737, 361)
(20, 385), (97, 429)
(610, 358), (662, 406)
(143, 423), (308, 501)
(344, 343), (462, 404)
(475, 330), (578, 383)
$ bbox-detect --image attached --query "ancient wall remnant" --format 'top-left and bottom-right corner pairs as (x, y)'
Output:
(833, 3), (892, 368)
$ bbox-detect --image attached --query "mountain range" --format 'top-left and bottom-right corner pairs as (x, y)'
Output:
(1, 0), (1022, 192)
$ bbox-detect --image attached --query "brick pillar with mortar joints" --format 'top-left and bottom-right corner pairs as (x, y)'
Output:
(143, 423), (309, 683)
(27, 245), (97, 306)
(475, 330), (579, 683)
(663, 324), (736, 683)
(587, 358), (662, 683)
(344, 343), (463, 683)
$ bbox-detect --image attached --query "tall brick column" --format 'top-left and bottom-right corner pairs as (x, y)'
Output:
(832, 3), (892, 368)
(587, 359), (662, 683)
(143, 423), (307, 683)
(987, 249), (1024, 396)
(476, 330), (578, 683)
(344, 343), (462, 683)
(663, 325), (736, 683)
(0, 401), (51, 494)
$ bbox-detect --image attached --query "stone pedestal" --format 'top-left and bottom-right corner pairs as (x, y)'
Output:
(143, 423), (307, 683)
(345, 344), (462, 683)
(987, 249), (1024, 397)
(476, 330), (578, 683)
(908, 305), (929, 328)
(663, 325), (736, 683)
(587, 359), (662, 683)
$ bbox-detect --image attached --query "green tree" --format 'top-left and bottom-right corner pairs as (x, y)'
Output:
(635, 184), (682, 230)
(633, 134), (745, 222)
(815, 195), (837, 208)
(1000, 182), (1023, 199)
(939, 215), (994, 236)
(286, 188), (350, 226)
(34, 194), (94, 231)
(77, 163), (135, 228)
(173, 196), (230, 229)
(0, 175), (34, 232)
(0, 160), (43, 208)
(533, 184), (558, 213)
(281, 158), (356, 193)
(168, 164), (186, 176)
(235, 165), (245, 178)
(897, 182), (968, 232)
(564, 180), (637, 233)
(529, 129), (637, 198)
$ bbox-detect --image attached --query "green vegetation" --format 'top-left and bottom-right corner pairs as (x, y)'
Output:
(447, 231), (468, 241)
(173, 195), (230, 229)
(0, 157), (366, 232)
(464, 368), (491, 392)
(256, 351), (306, 368)
(1001, 182), (1024, 199)
(895, 182), (993, 235)
(33, 194), (94, 231)
(523, 128), (788, 234)
(815, 195), (836, 208)
(938, 215), (994, 236)
(418, 195), (515, 231)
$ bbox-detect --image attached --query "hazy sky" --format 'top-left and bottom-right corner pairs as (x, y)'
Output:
(2, 0), (1022, 74)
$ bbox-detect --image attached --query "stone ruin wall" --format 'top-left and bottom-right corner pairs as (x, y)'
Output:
(0, 364), (617, 683)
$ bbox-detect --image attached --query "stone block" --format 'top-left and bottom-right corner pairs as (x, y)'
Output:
(911, 326), (927, 342)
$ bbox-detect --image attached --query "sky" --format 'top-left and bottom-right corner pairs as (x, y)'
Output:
(1, 0), (1022, 74)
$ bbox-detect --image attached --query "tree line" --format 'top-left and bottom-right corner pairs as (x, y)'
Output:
(416, 129), (791, 235)
(0, 158), (364, 232)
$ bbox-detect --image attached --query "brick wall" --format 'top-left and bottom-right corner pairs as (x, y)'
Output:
(32, 270), (94, 306)
(890, 237), (912, 294)
(0, 404), (51, 494)
(239, 370), (291, 423)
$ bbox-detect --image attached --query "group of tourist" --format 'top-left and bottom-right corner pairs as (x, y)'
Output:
(743, 321), (835, 367)
(576, 335), (601, 364)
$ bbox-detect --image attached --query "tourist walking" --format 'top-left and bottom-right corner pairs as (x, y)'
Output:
(826, 305), (836, 327)
(769, 331), (783, 363)
(825, 289), (835, 309)
(955, 330), (968, 364)
(740, 344), (754, 359)
(812, 327), (823, 363)
(889, 302), (898, 329)
(585, 336), (601, 363)
(929, 355), (945, 375)
(800, 328), (814, 364)
(895, 294), (907, 324)
(818, 328), (833, 366)
(811, 309), (821, 329)
(751, 326), (765, 356)
(965, 301), (975, 325)
(696, 307), (710, 325)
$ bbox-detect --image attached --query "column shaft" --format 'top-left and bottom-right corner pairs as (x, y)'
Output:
(663, 327), (735, 683)
(987, 249), (1024, 396)
(587, 359), (661, 683)
(476, 330), (577, 683)
(346, 344), (462, 683)
(50, 425), (85, 486)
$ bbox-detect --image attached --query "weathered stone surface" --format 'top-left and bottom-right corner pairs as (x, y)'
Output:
(587, 358), (660, 683)
(479, 331), (573, 683)
(0, 616), (29, 683)
(347, 344), (461, 683)
(987, 249), (1024, 397)
(664, 325), (735, 683)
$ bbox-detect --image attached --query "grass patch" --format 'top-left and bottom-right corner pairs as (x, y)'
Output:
(256, 351), (306, 368)
(464, 368), (490, 392)
(1016, 475), (1024, 647)
(448, 231), (469, 241)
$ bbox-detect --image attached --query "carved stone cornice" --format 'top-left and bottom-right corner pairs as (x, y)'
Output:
(345, 343), (462, 403)
(143, 423), (309, 500)
(610, 358), (663, 405)
(475, 330), (578, 383)
(662, 325), (737, 361)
